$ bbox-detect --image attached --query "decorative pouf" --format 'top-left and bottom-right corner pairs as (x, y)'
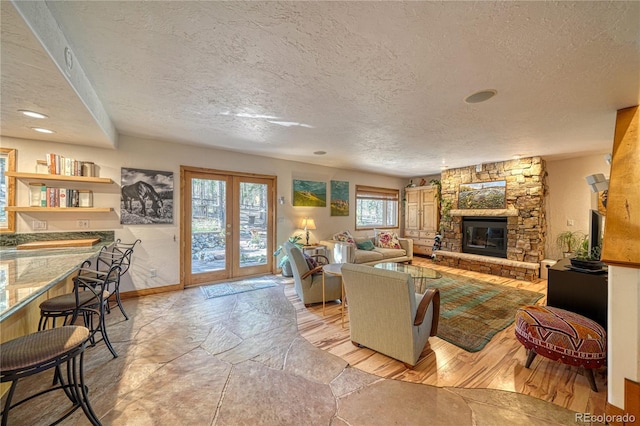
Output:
(515, 305), (606, 392)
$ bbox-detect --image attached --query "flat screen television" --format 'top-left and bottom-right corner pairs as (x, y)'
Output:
(589, 209), (605, 254)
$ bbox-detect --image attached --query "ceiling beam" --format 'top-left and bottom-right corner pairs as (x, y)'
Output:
(10, 0), (117, 147)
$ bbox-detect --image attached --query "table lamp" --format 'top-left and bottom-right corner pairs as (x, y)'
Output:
(300, 217), (316, 245)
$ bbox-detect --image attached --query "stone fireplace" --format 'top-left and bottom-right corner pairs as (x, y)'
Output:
(462, 216), (508, 258)
(434, 157), (547, 281)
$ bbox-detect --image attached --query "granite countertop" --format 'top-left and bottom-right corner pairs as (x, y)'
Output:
(0, 241), (114, 321)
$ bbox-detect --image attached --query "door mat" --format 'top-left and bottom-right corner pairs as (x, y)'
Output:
(429, 272), (544, 352)
(200, 278), (278, 299)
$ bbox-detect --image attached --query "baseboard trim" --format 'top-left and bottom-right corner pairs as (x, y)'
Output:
(625, 378), (640, 425)
(120, 283), (182, 299)
(605, 378), (640, 426)
(606, 403), (627, 426)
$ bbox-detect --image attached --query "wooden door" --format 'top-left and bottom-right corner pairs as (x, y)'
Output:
(405, 189), (420, 230)
(420, 188), (437, 231)
(181, 166), (276, 287)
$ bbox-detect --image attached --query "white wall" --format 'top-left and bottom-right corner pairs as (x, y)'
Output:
(2, 135), (405, 291)
(545, 154), (611, 260)
(608, 265), (640, 408)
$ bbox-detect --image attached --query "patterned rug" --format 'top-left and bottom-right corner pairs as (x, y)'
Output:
(429, 272), (544, 352)
(200, 277), (278, 299)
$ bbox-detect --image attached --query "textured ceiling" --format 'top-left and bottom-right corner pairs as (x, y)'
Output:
(2, 1), (639, 176)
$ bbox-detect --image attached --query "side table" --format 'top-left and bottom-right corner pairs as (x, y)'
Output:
(302, 244), (327, 257)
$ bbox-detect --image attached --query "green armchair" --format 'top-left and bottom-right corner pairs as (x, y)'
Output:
(284, 242), (343, 306)
(341, 263), (440, 367)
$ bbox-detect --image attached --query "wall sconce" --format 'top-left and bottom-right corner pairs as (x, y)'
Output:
(300, 217), (316, 245)
(586, 174), (609, 193)
(278, 196), (285, 205)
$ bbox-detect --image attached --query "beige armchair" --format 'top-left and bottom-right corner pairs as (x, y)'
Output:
(341, 263), (440, 367)
(284, 242), (343, 306)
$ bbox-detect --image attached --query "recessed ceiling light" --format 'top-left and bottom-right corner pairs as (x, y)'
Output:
(464, 89), (497, 104)
(31, 127), (55, 134)
(19, 109), (48, 119)
(512, 154), (522, 160)
(313, 151), (327, 155)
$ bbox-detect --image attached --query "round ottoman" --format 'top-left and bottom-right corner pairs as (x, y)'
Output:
(515, 305), (606, 392)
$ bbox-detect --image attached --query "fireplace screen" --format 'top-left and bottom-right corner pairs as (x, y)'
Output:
(462, 217), (507, 258)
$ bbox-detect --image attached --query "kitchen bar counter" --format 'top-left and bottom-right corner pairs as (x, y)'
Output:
(0, 241), (113, 321)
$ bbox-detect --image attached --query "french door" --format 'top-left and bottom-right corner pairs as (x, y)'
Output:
(181, 166), (276, 286)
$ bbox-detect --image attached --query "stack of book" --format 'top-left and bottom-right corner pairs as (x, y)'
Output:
(44, 153), (94, 176)
(29, 184), (89, 208)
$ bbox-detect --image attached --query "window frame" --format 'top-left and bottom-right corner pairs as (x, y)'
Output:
(354, 185), (399, 231)
(0, 147), (16, 234)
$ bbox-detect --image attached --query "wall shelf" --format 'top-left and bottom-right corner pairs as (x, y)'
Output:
(5, 172), (113, 184)
(5, 207), (113, 213)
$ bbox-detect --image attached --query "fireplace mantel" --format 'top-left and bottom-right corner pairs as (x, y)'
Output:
(450, 209), (519, 217)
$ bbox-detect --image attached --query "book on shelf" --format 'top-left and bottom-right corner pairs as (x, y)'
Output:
(40, 185), (46, 207)
(43, 153), (96, 177)
(59, 188), (67, 208)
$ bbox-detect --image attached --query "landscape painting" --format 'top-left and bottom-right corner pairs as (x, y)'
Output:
(293, 179), (326, 207)
(458, 181), (506, 209)
(330, 180), (349, 216)
(121, 168), (174, 224)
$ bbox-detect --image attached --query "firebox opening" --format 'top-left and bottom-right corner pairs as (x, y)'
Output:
(462, 216), (507, 258)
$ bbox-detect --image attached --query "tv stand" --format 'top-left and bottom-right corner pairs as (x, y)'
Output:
(547, 258), (608, 328)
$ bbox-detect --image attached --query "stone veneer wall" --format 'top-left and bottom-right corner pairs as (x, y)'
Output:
(438, 157), (547, 264)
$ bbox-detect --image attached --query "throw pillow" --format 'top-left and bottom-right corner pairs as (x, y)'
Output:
(356, 240), (375, 251)
(377, 231), (401, 249)
(333, 230), (356, 245)
(303, 253), (318, 270)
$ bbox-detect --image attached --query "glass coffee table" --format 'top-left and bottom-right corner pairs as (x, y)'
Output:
(374, 262), (442, 294)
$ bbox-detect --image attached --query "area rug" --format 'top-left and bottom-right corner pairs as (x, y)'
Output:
(428, 272), (544, 352)
(200, 277), (278, 299)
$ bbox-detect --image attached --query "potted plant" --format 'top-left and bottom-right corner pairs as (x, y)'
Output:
(570, 237), (604, 270)
(555, 231), (583, 258)
(273, 235), (303, 277)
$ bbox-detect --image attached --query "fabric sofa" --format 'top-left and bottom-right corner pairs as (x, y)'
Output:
(321, 232), (413, 265)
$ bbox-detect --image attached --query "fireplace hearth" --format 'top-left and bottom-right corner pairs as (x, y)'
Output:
(462, 216), (507, 258)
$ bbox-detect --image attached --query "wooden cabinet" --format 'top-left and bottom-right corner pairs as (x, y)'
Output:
(404, 186), (439, 256)
(547, 258), (608, 328)
(5, 172), (114, 213)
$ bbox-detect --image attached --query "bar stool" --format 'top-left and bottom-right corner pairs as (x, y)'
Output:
(39, 262), (120, 358)
(84, 239), (141, 320)
(0, 326), (101, 425)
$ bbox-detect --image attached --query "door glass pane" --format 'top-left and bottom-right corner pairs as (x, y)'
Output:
(239, 182), (268, 267)
(191, 178), (226, 274)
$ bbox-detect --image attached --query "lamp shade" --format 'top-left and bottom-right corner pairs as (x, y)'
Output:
(301, 217), (316, 230)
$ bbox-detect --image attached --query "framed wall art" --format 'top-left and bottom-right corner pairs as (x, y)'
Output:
(330, 180), (349, 216)
(121, 167), (174, 224)
(292, 179), (326, 207)
(458, 180), (506, 209)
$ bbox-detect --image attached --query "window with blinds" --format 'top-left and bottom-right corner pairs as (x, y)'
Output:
(355, 185), (399, 230)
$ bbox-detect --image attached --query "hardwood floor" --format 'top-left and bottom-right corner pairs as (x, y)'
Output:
(285, 257), (607, 416)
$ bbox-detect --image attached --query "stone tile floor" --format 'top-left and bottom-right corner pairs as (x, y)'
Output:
(2, 276), (594, 425)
